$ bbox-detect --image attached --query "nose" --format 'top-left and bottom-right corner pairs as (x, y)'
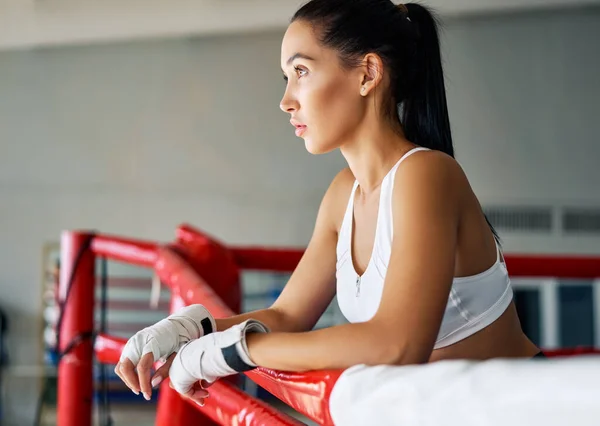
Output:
(279, 87), (299, 114)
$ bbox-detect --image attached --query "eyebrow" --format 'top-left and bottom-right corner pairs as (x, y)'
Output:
(285, 52), (315, 66)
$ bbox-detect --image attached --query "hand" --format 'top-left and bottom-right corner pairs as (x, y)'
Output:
(116, 351), (176, 400)
(169, 378), (213, 406)
(168, 319), (269, 397)
(115, 304), (216, 400)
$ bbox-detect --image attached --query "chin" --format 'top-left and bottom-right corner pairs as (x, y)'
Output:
(304, 137), (338, 155)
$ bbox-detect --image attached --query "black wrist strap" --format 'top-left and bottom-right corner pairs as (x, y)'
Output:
(221, 344), (256, 372)
(201, 317), (214, 335)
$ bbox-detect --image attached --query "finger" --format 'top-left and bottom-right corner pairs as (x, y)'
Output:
(137, 352), (156, 400)
(182, 383), (209, 404)
(119, 358), (141, 395)
(192, 381), (210, 394)
(200, 379), (214, 389)
(114, 362), (123, 381)
(151, 353), (176, 389)
(115, 361), (138, 395)
(189, 388), (210, 401)
(113, 363), (130, 391)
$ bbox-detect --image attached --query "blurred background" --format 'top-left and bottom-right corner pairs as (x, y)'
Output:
(1, 0), (600, 425)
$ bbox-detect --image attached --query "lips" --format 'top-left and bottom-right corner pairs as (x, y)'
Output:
(290, 119), (307, 137)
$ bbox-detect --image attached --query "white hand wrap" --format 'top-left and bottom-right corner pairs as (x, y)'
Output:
(119, 304), (216, 365)
(168, 319), (269, 395)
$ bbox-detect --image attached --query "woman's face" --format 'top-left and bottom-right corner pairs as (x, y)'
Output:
(280, 20), (367, 155)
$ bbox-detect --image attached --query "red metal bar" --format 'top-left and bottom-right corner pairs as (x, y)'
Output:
(230, 247), (304, 272)
(154, 247), (234, 318)
(542, 347), (600, 357)
(229, 248), (600, 279)
(57, 231), (96, 426)
(246, 368), (342, 426)
(91, 234), (158, 267)
(175, 223), (218, 247)
(504, 254), (600, 279)
(155, 381), (219, 426)
(94, 334), (127, 364)
(190, 379), (304, 426)
(172, 224), (242, 314)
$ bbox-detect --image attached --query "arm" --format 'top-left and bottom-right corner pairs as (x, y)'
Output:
(217, 169), (351, 334)
(215, 309), (289, 333)
(166, 171), (354, 401)
(117, 171), (345, 399)
(245, 151), (462, 371)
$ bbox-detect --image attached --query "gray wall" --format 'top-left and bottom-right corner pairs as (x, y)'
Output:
(448, 9), (599, 203)
(0, 7), (599, 425)
(445, 8), (600, 253)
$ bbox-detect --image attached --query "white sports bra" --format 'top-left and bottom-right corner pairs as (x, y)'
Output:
(335, 147), (513, 349)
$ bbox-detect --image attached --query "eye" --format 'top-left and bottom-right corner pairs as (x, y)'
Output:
(294, 65), (308, 78)
(282, 66), (307, 85)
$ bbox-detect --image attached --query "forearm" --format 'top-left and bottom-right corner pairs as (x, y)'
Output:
(216, 307), (294, 333)
(246, 322), (407, 372)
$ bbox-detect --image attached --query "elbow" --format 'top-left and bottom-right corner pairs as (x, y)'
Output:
(363, 329), (408, 366)
(368, 327), (431, 366)
(377, 341), (409, 366)
(359, 324), (405, 366)
(377, 342), (430, 366)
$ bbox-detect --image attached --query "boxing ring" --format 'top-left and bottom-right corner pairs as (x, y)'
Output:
(57, 224), (600, 426)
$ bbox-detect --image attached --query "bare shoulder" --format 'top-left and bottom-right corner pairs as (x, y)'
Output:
(394, 149), (468, 198)
(318, 167), (356, 233)
(390, 149), (472, 227)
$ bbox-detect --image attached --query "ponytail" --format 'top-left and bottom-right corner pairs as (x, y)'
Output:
(401, 3), (454, 158)
(402, 4), (500, 242)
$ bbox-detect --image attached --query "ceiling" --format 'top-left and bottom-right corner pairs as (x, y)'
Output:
(1, 0), (599, 50)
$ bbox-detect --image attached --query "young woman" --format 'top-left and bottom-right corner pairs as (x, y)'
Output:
(115, 0), (541, 406)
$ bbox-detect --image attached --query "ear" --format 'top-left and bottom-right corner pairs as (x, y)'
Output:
(358, 53), (385, 97)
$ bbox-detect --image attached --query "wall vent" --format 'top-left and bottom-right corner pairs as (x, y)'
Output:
(483, 206), (553, 232)
(562, 208), (600, 233)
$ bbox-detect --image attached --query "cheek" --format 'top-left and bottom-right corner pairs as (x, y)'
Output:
(303, 80), (362, 148)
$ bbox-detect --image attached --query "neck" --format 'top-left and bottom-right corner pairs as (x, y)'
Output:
(340, 120), (415, 195)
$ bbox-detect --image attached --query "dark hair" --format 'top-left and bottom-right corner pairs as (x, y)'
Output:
(292, 0), (500, 242)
